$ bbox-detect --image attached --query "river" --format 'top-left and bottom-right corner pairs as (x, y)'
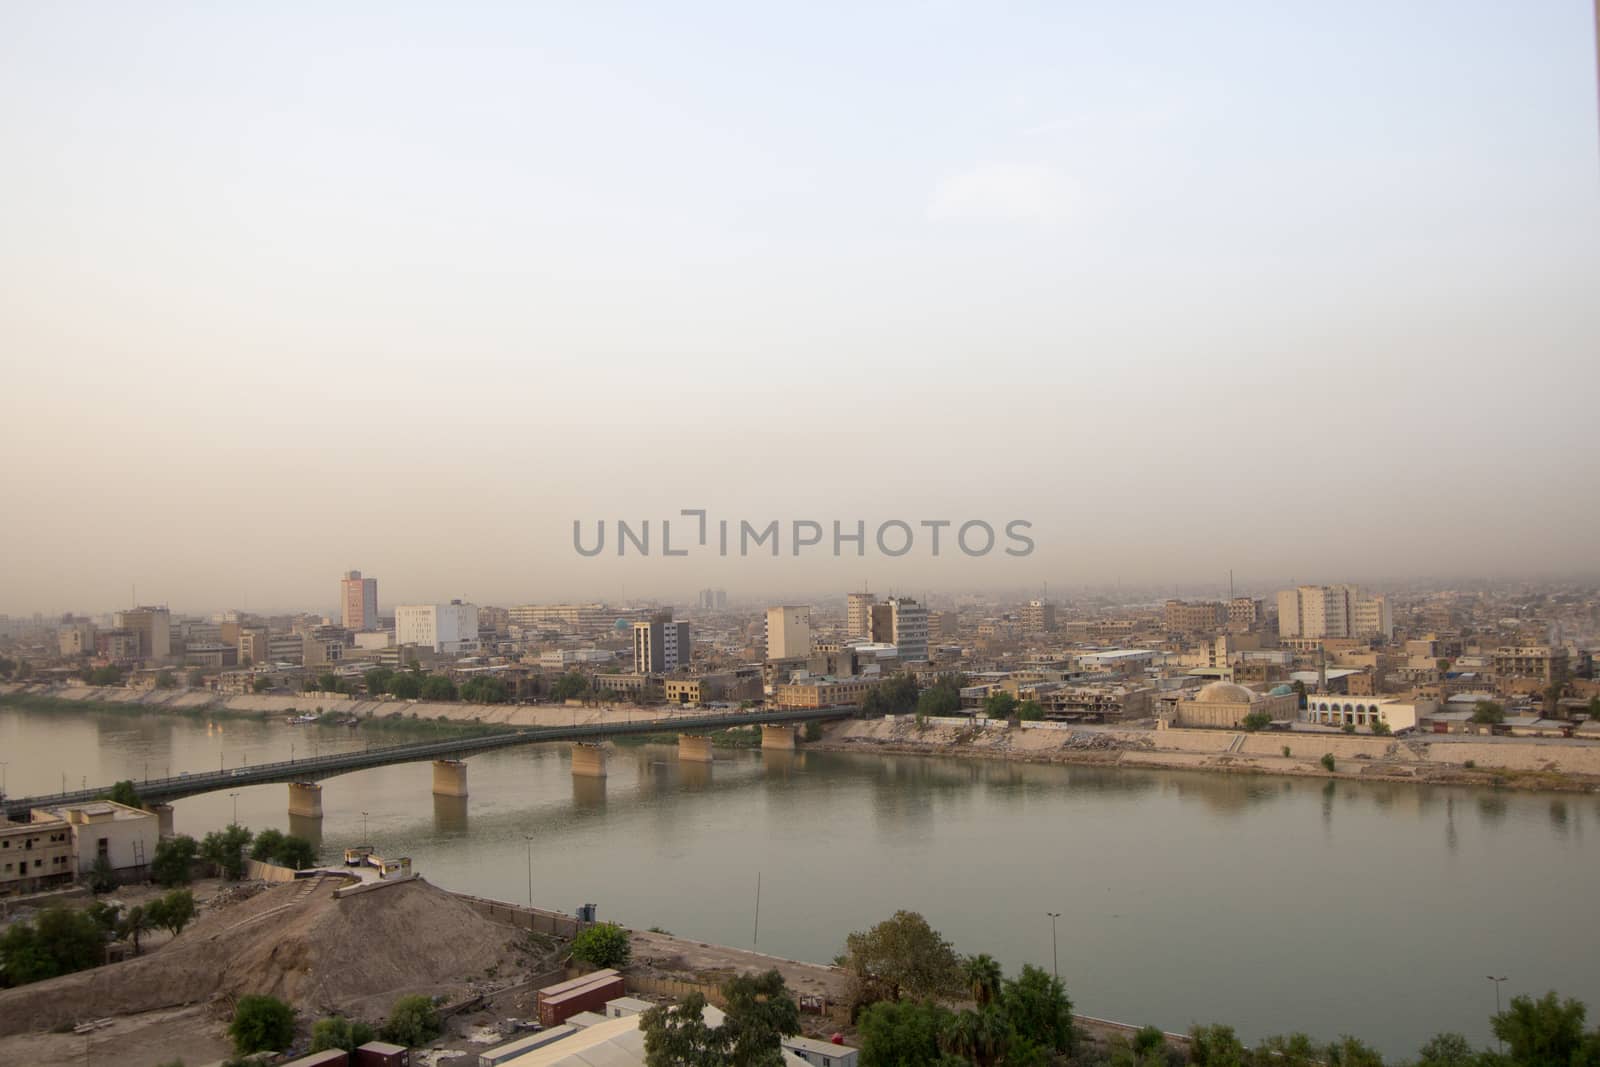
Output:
(1, 704), (1595, 1056)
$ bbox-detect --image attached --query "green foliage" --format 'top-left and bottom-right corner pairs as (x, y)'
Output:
(858, 999), (955, 1067)
(864, 675), (921, 716)
(419, 675), (458, 701)
(388, 672), (423, 699)
(1242, 710), (1272, 732)
(201, 824), (255, 880)
(1001, 964), (1074, 1053)
(965, 954), (1003, 1007)
(1016, 700), (1045, 722)
(250, 828), (286, 862)
(116, 904), (155, 955)
(87, 854), (118, 894)
(186, 668), (205, 688)
(944, 1005), (1012, 1066)
(85, 900), (123, 939)
(644, 969), (803, 1067)
(1473, 700), (1506, 725)
(86, 665), (125, 687)
(550, 672), (590, 701)
(461, 675), (509, 704)
(917, 679), (964, 717)
(315, 671), (347, 694)
(152, 834), (200, 887)
(1342, 723), (1357, 735)
(1189, 1023), (1248, 1067)
(1371, 719), (1392, 736)
(572, 921), (632, 969)
(251, 675), (272, 693)
(1416, 1032), (1477, 1067)
(841, 910), (965, 1002)
(1324, 1035), (1386, 1067)
(1320, 753), (1337, 772)
(248, 828), (317, 870)
(311, 1015), (376, 1053)
(0, 904), (104, 987)
(155, 670), (177, 690)
(381, 993), (442, 1047)
(229, 995), (295, 1054)
(983, 691), (1019, 720)
(803, 721), (824, 742)
(147, 889), (198, 937)
(365, 667), (396, 694)
(1493, 991), (1589, 1067)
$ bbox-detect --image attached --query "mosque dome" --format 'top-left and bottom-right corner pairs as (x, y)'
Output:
(1195, 681), (1259, 704)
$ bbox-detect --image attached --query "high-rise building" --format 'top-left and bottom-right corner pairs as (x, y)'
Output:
(395, 600), (479, 653)
(634, 614), (691, 673)
(113, 607), (171, 661)
(1277, 586), (1392, 641)
(765, 606), (813, 661)
(1164, 599), (1225, 635)
(340, 570), (379, 631)
(1227, 597), (1264, 629)
(697, 588), (728, 611)
(1023, 599), (1057, 634)
(846, 592), (877, 639)
(886, 597), (928, 663)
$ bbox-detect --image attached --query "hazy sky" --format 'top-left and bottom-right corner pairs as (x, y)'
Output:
(2, 2), (1598, 616)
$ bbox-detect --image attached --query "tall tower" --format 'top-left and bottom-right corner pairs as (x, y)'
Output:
(341, 570), (378, 632)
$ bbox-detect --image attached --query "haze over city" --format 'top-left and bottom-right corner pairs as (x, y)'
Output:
(3, 1), (1598, 613)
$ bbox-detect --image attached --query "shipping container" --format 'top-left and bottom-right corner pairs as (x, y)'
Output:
(354, 1040), (410, 1067)
(536, 974), (626, 1028)
(284, 1052), (350, 1067)
(535, 969), (619, 999)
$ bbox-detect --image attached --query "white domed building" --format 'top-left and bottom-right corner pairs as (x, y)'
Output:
(1170, 680), (1299, 729)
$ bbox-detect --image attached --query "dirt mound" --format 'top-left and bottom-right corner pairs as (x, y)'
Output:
(0, 877), (526, 1035)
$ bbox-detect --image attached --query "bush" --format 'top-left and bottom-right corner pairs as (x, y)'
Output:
(1282, 745), (1292, 758)
(87, 854), (118, 894)
(0, 904), (104, 986)
(381, 994), (442, 1047)
(1341, 723), (1356, 734)
(571, 921), (632, 969)
(229, 995), (294, 1054)
(1242, 710), (1272, 732)
(147, 889), (198, 937)
(1371, 719), (1392, 736)
(312, 1015), (376, 1053)
(152, 835), (200, 887)
(1320, 753), (1337, 772)
(803, 721), (823, 742)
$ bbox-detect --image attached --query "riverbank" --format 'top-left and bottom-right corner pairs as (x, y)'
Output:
(816, 715), (1600, 793)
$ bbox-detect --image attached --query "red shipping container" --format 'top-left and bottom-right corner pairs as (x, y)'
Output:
(537, 974), (626, 1028)
(354, 1041), (410, 1067)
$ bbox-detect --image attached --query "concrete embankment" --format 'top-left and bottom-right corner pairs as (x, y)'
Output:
(820, 716), (1600, 792)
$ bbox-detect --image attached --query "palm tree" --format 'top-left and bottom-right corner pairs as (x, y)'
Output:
(964, 953), (1003, 1007)
(117, 905), (154, 956)
(944, 1008), (1008, 1067)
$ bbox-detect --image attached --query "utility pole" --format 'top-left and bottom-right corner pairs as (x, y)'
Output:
(1487, 976), (1508, 1051)
(1046, 912), (1061, 981)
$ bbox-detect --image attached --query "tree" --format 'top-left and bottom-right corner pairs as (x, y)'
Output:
(642, 993), (725, 1067)
(0, 905), (103, 986)
(1416, 1033), (1478, 1067)
(1110, 1025), (1171, 1067)
(1320, 753), (1337, 772)
(186, 668), (205, 688)
(1242, 710), (1272, 732)
(917, 680), (963, 717)
(147, 889), (197, 937)
(365, 667), (396, 695)
(99, 779), (143, 809)
(1002, 964), (1074, 1054)
(116, 904), (155, 955)
(1291, 679), (1308, 709)
(865, 675), (921, 717)
(719, 970), (802, 1067)
(965, 954), (1003, 1007)
(201, 824), (254, 880)
(1371, 719), (1392, 736)
(461, 675), (509, 704)
(276, 835), (317, 870)
(1189, 1024), (1248, 1067)
(250, 828), (286, 862)
(230, 995), (295, 1054)
(1324, 1035), (1386, 1067)
(551, 672), (589, 701)
(85, 900), (123, 940)
(252, 675), (272, 693)
(312, 1015), (376, 1053)
(155, 670), (177, 690)
(572, 921), (632, 969)
(840, 910), (964, 1002)
(1472, 700), (1506, 725)
(1016, 700), (1045, 722)
(152, 834), (200, 887)
(1587, 695), (1600, 721)
(944, 1006), (1011, 1067)
(87, 854), (118, 894)
(983, 691), (1019, 720)
(381, 994), (442, 1047)
(388, 672), (423, 699)
(1255, 1033), (1319, 1067)
(419, 675), (458, 701)
(857, 999), (956, 1067)
(1492, 991), (1588, 1067)
(86, 665), (125, 687)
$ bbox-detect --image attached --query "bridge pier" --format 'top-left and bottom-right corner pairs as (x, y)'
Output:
(287, 781), (323, 820)
(677, 734), (715, 763)
(761, 724), (797, 751)
(432, 759), (468, 798)
(151, 803), (175, 839)
(571, 743), (607, 779)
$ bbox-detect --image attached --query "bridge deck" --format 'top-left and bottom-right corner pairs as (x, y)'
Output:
(1, 705), (854, 818)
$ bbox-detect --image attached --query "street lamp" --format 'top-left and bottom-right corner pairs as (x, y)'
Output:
(1046, 913), (1061, 981)
(228, 793), (240, 826)
(524, 834), (535, 909)
(1487, 976), (1508, 1049)
(362, 811), (370, 844)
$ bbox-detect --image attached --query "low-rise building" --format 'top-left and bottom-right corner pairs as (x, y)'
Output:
(773, 677), (879, 709)
(0, 813), (75, 896)
(1167, 681), (1297, 729)
(30, 801), (159, 884)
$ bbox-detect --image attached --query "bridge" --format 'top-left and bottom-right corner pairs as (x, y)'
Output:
(1, 705), (855, 823)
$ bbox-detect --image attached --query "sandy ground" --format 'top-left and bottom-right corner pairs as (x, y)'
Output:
(822, 717), (1600, 790)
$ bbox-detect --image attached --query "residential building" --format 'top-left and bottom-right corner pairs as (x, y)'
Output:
(1276, 585), (1393, 641)
(846, 592), (877, 639)
(1022, 599), (1057, 635)
(267, 632), (305, 664)
(395, 601), (480, 654)
(57, 620), (96, 656)
(1227, 597), (1264, 629)
(0, 813), (75, 897)
(773, 677), (880, 709)
(1493, 645), (1569, 685)
(696, 588), (728, 610)
(633, 615), (690, 673)
(95, 628), (141, 661)
(1165, 599), (1225, 635)
(34, 801), (159, 883)
(870, 597), (928, 663)
(340, 570), (379, 631)
(765, 605), (813, 661)
(114, 606), (172, 660)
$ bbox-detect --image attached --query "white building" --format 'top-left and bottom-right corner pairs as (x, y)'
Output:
(887, 597), (928, 664)
(395, 600), (480, 654)
(765, 605), (813, 661)
(35, 801), (160, 880)
(1302, 695), (1431, 732)
(1277, 585), (1393, 641)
